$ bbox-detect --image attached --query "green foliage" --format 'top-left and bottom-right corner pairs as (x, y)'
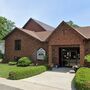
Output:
(8, 62), (17, 65)
(17, 57), (32, 67)
(8, 66), (47, 80)
(45, 64), (52, 70)
(0, 16), (15, 40)
(85, 54), (90, 62)
(74, 67), (90, 90)
(66, 21), (79, 28)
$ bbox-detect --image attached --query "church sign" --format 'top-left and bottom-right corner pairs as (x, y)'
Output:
(37, 48), (46, 60)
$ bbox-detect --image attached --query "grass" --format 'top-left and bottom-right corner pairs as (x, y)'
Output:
(0, 64), (29, 78)
(0, 64), (38, 78)
(74, 67), (90, 90)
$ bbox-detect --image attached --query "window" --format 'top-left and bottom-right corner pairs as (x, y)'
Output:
(15, 40), (21, 50)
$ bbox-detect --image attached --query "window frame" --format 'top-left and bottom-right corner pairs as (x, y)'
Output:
(15, 40), (21, 50)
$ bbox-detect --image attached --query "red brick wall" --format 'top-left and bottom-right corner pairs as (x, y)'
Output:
(85, 40), (90, 55)
(5, 29), (48, 63)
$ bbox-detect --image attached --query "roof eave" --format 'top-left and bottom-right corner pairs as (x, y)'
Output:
(2, 27), (18, 40)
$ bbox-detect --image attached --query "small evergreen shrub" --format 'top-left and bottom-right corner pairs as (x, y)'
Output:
(8, 66), (47, 80)
(8, 62), (17, 65)
(17, 57), (32, 67)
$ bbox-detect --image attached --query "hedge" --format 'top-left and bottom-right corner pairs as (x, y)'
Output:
(74, 67), (90, 90)
(8, 66), (47, 80)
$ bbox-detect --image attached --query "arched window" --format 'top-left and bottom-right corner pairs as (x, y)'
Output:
(37, 48), (46, 60)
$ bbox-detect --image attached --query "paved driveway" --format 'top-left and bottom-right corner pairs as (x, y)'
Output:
(0, 68), (76, 90)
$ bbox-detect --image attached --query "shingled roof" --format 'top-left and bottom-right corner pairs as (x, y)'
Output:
(22, 23), (90, 41)
(19, 28), (53, 41)
(74, 26), (90, 39)
(23, 18), (55, 31)
(33, 19), (55, 31)
(3, 20), (90, 41)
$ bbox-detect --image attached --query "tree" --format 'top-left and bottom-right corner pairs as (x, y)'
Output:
(66, 21), (79, 28)
(0, 16), (15, 40)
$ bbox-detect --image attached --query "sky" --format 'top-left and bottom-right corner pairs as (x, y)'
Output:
(0, 0), (90, 28)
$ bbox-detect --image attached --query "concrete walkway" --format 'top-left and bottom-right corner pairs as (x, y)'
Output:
(0, 68), (76, 90)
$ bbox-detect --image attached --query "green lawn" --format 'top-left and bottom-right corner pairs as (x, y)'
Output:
(0, 64), (33, 78)
(74, 67), (90, 90)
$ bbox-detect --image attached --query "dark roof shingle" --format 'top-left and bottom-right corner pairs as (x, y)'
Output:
(33, 19), (55, 31)
(19, 28), (53, 41)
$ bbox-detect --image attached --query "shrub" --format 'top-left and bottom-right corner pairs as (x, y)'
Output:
(85, 54), (90, 62)
(8, 66), (47, 80)
(8, 62), (17, 65)
(74, 67), (90, 90)
(17, 57), (32, 67)
(45, 64), (53, 70)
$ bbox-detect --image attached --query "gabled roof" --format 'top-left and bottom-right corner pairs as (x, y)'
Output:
(3, 27), (53, 42)
(74, 26), (90, 39)
(23, 18), (55, 31)
(35, 31), (53, 41)
(46, 21), (90, 40)
(3, 19), (90, 42)
(21, 28), (53, 41)
(33, 19), (55, 31)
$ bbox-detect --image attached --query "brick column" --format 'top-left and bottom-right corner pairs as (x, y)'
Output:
(80, 45), (85, 66)
(48, 45), (52, 65)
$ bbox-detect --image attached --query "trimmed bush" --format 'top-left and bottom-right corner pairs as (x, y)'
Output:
(74, 67), (90, 90)
(8, 66), (47, 80)
(17, 57), (32, 67)
(8, 62), (17, 65)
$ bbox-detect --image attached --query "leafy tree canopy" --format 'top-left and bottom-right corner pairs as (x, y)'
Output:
(0, 16), (15, 40)
(66, 21), (79, 28)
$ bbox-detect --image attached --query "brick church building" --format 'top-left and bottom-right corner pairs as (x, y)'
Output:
(3, 18), (90, 67)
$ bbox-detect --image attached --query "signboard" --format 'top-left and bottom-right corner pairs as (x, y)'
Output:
(37, 48), (46, 60)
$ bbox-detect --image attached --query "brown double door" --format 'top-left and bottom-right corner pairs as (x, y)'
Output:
(59, 47), (80, 67)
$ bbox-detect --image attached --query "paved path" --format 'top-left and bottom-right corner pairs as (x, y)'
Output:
(0, 68), (76, 90)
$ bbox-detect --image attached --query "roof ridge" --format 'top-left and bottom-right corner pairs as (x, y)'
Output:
(32, 18), (55, 28)
(32, 18), (55, 31)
